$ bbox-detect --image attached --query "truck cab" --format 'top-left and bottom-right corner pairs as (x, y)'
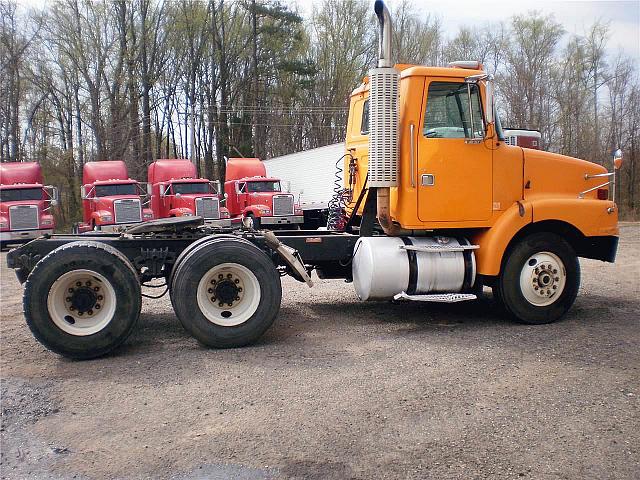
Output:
(224, 158), (303, 229)
(77, 160), (153, 232)
(148, 159), (230, 227)
(0, 162), (58, 248)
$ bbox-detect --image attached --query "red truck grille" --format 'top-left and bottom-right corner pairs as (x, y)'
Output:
(195, 197), (220, 219)
(114, 199), (142, 224)
(9, 205), (39, 230)
(272, 195), (294, 216)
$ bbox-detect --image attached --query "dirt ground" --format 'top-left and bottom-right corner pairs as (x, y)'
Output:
(1, 225), (638, 480)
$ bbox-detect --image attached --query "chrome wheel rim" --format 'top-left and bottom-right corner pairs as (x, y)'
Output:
(196, 263), (261, 326)
(47, 269), (117, 336)
(519, 251), (567, 306)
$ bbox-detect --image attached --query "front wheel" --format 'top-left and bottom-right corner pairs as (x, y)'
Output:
(497, 232), (580, 324)
(170, 237), (282, 348)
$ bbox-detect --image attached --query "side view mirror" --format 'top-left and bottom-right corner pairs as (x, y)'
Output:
(613, 149), (623, 170)
(175, 192), (182, 198)
(485, 80), (494, 125)
(159, 183), (166, 197)
(147, 183), (153, 196)
(81, 185), (88, 199)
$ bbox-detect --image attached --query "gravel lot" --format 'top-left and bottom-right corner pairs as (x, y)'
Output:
(1, 224), (638, 479)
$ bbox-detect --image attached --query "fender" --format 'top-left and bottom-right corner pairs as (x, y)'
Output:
(471, 201), (533, 276)
(91, 210), (113, 226)
(530, 198), (618, 237)
(243, 205), (270, 217)
(168, 207), (193, 217)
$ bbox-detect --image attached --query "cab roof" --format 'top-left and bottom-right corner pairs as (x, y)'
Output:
(351, 64), (485, 96)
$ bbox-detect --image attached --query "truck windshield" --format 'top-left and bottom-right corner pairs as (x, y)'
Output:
(247, 181), (281, 193)
(172, 182), (213, 195)
(95, 183), (138, 197)
(0, 187), (43, 202)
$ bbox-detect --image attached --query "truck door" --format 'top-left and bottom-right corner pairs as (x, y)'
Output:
(416, 79), (492, 222)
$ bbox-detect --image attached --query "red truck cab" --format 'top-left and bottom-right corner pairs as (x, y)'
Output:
(77, 160), (152, 232)
(224, 158), (303, 229)
(0, 162), (58, 248)
(504, 129), (542, 149)
(148, 159), (230, 227)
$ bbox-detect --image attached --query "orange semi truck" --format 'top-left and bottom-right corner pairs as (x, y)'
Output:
(0, 162), (58, 248)
(7, 0), (620, 359)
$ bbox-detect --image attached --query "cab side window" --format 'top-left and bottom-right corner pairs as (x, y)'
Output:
(361, 99), (370, 134)
(423, 82), (484, 138)
(237, 182), (247, 194)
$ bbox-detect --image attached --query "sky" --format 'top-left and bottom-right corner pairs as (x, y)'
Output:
(294, 0), (640, 62)
(16, 0), (640, 61)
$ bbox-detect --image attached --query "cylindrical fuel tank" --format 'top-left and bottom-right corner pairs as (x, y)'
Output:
(352, 236), (475, 301)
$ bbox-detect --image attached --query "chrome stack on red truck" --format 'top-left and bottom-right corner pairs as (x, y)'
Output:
(147, 159), (230, 227)
(224, 157), (303, 229)
(75, 160), (153, 233)
(0, 162), (58, 249)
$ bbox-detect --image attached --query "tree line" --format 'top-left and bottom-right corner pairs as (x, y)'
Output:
(1, 0), (638, 227)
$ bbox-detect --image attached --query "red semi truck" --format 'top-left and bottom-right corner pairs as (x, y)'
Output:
(148, 159), (230, 227)
(224, 157), (303, 229)
(76, 160), (153, 232)
(0, 162), (58, 248)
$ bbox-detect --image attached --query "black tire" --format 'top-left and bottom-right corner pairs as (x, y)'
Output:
(170, 237), (282, 348)
(23, 241), (142, 359)
(497, 232), (580, 324)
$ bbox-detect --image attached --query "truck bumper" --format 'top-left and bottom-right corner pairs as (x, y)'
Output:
(204, 218), (232, 228)
(1, 229), (54, 243)
(260, 215), (304, 226)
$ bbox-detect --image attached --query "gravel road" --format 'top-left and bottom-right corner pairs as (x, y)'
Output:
(1, 225), (638, 479)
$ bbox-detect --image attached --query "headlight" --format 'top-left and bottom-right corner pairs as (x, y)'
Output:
(260, 209), (271, 214)
(99, 214), (113, 222)
(143, 212), (153, 219)
(221, 211), (230, 218)
(41, 219), (54, 226)
(182, 212), (193, 216)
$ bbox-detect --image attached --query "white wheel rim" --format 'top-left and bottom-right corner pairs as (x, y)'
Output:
(47, 269), (117, 336)
(519, 251), (567, 306)
(196, 263), (261, 326)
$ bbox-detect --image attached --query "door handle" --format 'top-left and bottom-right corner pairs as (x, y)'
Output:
(421, 174), (435, 186)
(410, 123), (416, 188)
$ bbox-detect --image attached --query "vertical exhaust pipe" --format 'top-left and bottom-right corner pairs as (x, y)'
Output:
(374, 0), (393, 68)
(369, 1), (408, 235)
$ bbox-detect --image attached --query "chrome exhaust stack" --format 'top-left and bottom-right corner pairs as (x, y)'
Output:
(369, 1), (405, 234)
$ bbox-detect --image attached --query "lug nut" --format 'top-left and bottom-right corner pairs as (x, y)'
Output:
(218, 274), (223, 279)
(211, 296), (216, 302)
(86, 281), (91, 286)
(535, 268), (540, 274)
(553, 285), (557, 290)
(70, 306), (75, 311)
(219, 302), (224, 307)
(238, 287), (243, 292)
(76, 281), (82, 287)
(227, 274), (232, 279)
(534, 286), (539, 291)
(533, 278), (537, 283)
(95, 304), (101, 309)
(553, 269), (558, 274)
(554, 277), (559, 282)
(210, 280), (216, 285)
(227, 303), (233, 307)
(66, 297), (71, 302)
(97, 295), (103, 301)
(94, 286), (100, 292)
(234, 279), (240, 284)
(77, 311), (83, 316)
(235, 296), (240, 301)
(208, 288), (214, 294)
(88, 310), (93, 315)
(68, 288), (74, 293)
